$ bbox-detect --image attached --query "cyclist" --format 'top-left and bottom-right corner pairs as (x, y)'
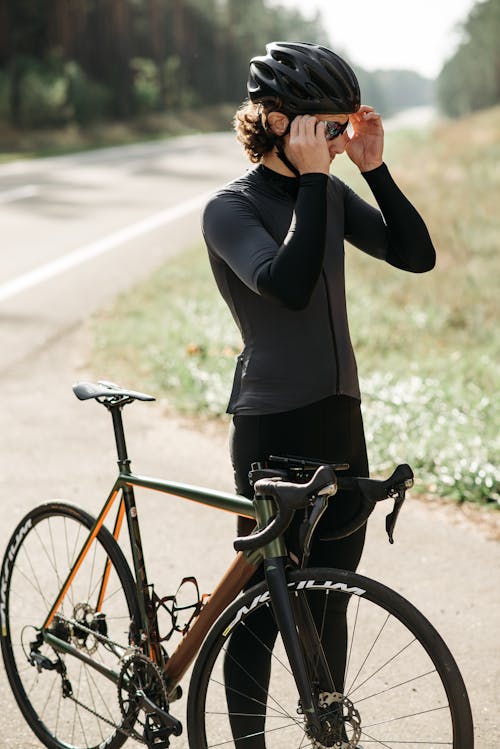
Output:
(202, 41), (435, 748)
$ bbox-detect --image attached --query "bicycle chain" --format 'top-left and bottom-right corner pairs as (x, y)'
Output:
(66, 690), (143, 743)
(53, 615), (145, 744)
(61, 649), (173, 745)
(55, 613), (139, 657)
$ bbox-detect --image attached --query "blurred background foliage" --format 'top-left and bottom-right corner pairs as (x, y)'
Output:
(437, 0), (500, 117)
(3, 0), (495, 137)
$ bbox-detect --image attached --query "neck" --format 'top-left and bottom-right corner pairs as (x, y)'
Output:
(261, 148), (298, 178)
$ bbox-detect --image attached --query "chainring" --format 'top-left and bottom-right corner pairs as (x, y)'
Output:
(117, 653), (169, 742)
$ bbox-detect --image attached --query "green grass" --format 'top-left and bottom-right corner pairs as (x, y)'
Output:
(90, 107), (500, 507)
(0, 104), (236, 162)
(92, 249), (240, 416)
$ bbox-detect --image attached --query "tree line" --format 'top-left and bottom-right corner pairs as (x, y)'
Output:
(0, 0), (327, 128)
(0, 0), (432, 131)
(437, 0), (500, 117)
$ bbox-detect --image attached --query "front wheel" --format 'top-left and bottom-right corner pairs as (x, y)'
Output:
(1, 502), (141, 749)
(187, 567), (473, 748)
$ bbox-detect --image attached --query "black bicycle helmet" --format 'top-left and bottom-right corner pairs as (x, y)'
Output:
(248, 41), (360, 115)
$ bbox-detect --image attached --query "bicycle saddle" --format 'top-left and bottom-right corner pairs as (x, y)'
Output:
(73, 381), (156, 402)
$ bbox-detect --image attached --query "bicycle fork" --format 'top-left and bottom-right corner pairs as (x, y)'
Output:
(264, 557), (324, 738)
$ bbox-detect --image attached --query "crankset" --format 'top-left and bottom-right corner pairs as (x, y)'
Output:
(117, 653), (182, 747)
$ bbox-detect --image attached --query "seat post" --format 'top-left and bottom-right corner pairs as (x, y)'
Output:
(110, 404), (131, 474)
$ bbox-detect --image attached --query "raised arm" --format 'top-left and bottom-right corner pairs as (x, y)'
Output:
(343, 165), (436, 273)
(203, 174), (328, 310)
(204, 115), (334, 311)
(344, 106), (435, 272)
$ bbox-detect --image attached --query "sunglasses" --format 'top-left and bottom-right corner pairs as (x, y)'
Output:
(282, 116), (349, 139)
(322, 119), (349, 140)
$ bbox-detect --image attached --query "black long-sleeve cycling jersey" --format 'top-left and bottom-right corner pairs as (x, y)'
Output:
(202, 162), (435, 414)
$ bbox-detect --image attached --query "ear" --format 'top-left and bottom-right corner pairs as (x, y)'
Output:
(267, 111), (290, 136)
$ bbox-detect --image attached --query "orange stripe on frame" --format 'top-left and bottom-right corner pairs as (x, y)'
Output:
(96, 497), (126, 612)
(45, 490), (120, 628)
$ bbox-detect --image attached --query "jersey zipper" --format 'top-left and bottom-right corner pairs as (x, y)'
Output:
(321, 269), (340, 394)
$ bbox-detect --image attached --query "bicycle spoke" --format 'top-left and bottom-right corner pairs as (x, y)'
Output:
(209, 676), (291, 720)
(241, 614), (293, 677)
(221, 642), (302, 727)
(83, 666), (105, 742)
(54, 682), (62, 739)
(354, 668), (437, 705)
(206, 719), (303, 748)
(19, 545), (50, 610)
(48, 518), (64, 592)
(39, 671), (58, 718)
(313, 587), (329, 677)
(206, 711), (292, 719)
(345, 592), (361, 683)
(2, 505), (137, 749)
(347, 636), (418, 698)
(71, 521), (84, 568)
(346, 610), (391, 695)
(360, 727), (453, 745)
(34, 524), (66, 596)
(189, 570), (469, 749)
(8, 582), (41, 615)
(364, 703), (451, 729)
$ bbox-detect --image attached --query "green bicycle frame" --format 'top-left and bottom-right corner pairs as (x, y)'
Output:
(39, 470), (265, 690)
(39, 400), (287, 697)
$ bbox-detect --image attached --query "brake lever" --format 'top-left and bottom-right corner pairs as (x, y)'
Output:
(385, 487), (406, 544)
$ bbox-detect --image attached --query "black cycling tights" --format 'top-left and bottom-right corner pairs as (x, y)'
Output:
(226, 395), (369, 748)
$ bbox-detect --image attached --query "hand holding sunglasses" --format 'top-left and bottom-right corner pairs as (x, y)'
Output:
(345, 104), (384, 173)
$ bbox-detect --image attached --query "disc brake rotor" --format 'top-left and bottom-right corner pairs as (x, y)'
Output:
(315, 691), (362, 748)
(71, 603), (99, 655)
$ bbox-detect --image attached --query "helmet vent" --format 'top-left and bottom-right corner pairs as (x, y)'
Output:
(253, 61), (277, 83)
(281, 73), (307, 100)
(273, 51), (297, 70)
(304, 82), (323, 100)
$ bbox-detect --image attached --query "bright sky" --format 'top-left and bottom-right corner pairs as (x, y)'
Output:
(268, 0), (478, 78)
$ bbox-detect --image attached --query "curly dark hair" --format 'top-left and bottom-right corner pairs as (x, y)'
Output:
(233, 98), (285, 163)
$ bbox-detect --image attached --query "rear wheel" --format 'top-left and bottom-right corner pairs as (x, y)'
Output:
(187, 567), (473, 748)
(1, 502), (141, 749)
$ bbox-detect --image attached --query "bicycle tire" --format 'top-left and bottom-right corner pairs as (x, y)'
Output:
(187, 567), (473, 748)
(1, 502), (141, 749)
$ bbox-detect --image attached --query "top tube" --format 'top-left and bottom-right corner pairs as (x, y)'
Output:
(120, 473), (255, 519)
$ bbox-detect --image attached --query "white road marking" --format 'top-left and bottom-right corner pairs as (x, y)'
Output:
(0, 184), (39, 203)
(0, 192), (209, 303)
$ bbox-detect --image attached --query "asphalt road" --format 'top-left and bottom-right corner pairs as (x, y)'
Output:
(0, 132), (498, 748)
(0, 133), (246, 371)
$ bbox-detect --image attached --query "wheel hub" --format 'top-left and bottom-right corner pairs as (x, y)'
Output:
(314, 691), (361, 748)
(70, 602), (106, 655)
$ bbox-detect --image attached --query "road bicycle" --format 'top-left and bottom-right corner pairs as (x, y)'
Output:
(0, 381), (473, 749)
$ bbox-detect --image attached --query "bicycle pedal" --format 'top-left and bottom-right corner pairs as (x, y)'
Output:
(144, 715), (172, 748)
